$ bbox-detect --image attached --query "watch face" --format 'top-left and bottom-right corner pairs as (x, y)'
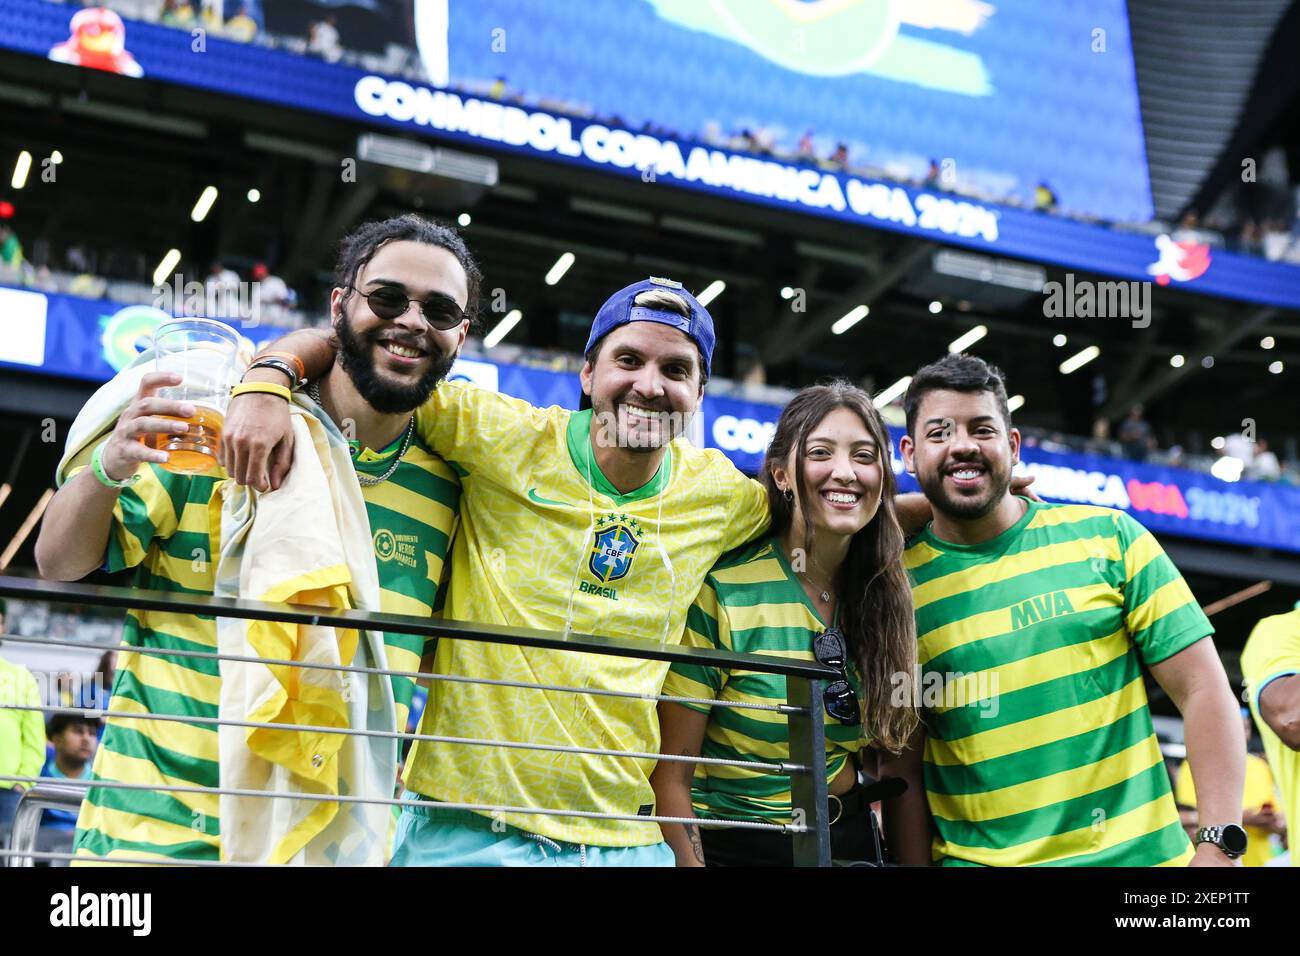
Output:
(1222, 824), (1249, 854)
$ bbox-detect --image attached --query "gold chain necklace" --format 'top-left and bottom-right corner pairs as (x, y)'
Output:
(309, 381), (413, 486)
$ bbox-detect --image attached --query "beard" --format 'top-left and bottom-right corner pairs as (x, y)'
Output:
(916, 455), (1013, 521)
(334, 312), (455, 414)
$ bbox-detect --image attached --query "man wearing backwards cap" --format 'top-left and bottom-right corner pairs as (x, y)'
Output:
(223, 276), (928, 865)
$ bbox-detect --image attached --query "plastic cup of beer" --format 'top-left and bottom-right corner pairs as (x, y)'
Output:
(151, 318), (241, 475)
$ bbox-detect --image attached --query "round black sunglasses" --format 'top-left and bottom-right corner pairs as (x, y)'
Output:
(349, 285), (465, 330)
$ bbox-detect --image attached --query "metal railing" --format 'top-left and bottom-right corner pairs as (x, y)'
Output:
(8, 783), (84, 868)
(0, 575), (839, 867)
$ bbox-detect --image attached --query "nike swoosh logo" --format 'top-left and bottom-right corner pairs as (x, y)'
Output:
(527, 488), (566, 507)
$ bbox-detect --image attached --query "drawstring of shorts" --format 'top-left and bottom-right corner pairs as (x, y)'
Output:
(524, 831), (588, 866)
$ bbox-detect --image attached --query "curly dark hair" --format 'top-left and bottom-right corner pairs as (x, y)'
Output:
(333, 213), (483, 328)
(903, 352), (1011, 436)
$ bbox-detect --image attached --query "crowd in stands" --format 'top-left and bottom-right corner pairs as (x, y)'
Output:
(0, 224), (310, 329)
(1022, 402), (1300, 486)
(88, 0), (424, 78)
(1174, 209), (1300, 266)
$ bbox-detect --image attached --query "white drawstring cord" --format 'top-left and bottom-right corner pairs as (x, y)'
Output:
(524, 832), (588, 866)
(526, 832), (563, 860)
(561, 431), (599, 638)
(654, 484), (677, 646)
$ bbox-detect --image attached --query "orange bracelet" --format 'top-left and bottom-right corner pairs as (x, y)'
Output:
(256, 350), (306, 384)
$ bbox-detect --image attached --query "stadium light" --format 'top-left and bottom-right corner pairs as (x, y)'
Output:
(457, 213), (472, 227)
(780, 286), (794, 300)
(152, 248), (182, 287)
(1269, 360), (1284, 374)
(1059, 345), (1099, 375)
(483, 309), (522, 349)
(1053, 333), (1067, 347)
(190, 186), (219, 223)
(873, 375), (911, 408)
(696, 280), (725, 307)
(1170, 354), (1185, 368)
(1210, 457), (1243, 483)
(1007, 394), (1025, 413)
(948, 325), (987, 354)
(246, 188), (261, 203)
(928, 300), (943, 314)
(831, 304), (869, 335)
(11, 150), (31, 190)
(1261, 336), (1275, 350)
(544, 252), (575, 286)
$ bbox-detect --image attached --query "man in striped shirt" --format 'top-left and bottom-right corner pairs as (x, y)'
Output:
(892, 353), (1245, 866)
(35, 215), (473, 862)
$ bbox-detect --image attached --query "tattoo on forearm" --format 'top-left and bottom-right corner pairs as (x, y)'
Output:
(684, 822), (705, 865)
(673, 746), (706, 864)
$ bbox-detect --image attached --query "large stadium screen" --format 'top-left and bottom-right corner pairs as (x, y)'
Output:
(427, 0), (1153, 222)
(8, 1), (1299, 310)
(9, 0), (1151, 223)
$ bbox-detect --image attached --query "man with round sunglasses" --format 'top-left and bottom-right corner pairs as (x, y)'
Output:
(344, 283), (467, 328)
(35, 215), (472, 862)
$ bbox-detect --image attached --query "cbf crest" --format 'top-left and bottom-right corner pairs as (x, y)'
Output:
(589, 514), (642, 583)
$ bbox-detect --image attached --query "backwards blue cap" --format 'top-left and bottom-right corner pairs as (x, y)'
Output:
(584, 277), (715, 377)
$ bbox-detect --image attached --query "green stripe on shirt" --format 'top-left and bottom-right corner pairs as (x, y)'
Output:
(661, 534), (866, 826)
(906, 499), (1207, 867)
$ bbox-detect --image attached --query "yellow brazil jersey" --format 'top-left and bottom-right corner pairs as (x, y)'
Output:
(1241, 609), (1300, 866)
(1174, 754), (1279, 866)
(405, 380), (769, 845)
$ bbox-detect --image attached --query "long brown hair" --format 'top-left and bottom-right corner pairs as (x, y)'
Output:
(762, 380), (919, 753)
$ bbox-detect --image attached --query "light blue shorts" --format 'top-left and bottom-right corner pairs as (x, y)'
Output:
(390, 791), (674, 867)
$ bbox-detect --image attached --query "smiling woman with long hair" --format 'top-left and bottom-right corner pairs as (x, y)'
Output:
(651, 380), (922, 866)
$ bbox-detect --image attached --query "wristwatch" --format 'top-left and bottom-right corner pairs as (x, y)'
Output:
(1194, 823), (1248, 859)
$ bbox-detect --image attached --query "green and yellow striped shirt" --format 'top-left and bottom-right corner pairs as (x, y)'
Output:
(905, 498), (1208, 867)
(661, 535), (866, 825)
(71, 432), (458, 863)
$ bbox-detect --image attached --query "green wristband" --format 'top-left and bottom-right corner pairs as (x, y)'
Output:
(90, 440), (142, 490)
